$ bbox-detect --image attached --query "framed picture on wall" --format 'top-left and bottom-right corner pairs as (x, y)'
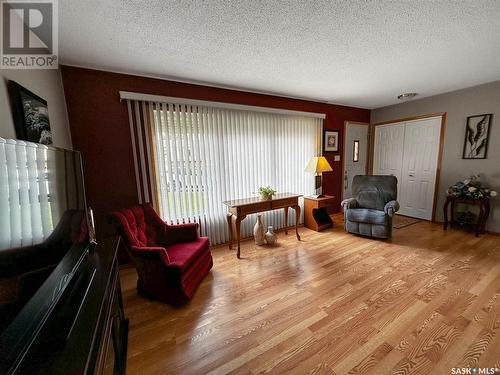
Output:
(462, 114), (492, 159)
(8, 80), (53, 145)
(323, 130), (339, 152)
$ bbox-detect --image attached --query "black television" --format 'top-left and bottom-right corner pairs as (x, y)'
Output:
(0, 138), (93, 371)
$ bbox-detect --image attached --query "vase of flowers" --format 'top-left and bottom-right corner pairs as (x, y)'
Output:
(258, 186), (276, 200)
(446, 175), (497, 199)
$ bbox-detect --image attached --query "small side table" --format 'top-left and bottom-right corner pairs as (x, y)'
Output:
(304, 195), (336, 231)
(443, 196), (490, 237)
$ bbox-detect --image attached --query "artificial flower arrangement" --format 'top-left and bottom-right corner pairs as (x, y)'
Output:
(446, 174), (497, 199)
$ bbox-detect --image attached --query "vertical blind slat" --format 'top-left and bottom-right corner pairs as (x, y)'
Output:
(0, 140), (11, 249)
(143, 102), (156, 209)
(126, 100), (143, 204)
(134, 100), (149, 203)
(0, 139), (55, 250)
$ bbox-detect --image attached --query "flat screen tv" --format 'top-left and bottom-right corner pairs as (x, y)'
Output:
(0, 138), (92, 368)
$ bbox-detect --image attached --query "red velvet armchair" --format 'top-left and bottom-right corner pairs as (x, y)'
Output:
(111, 204), (213, 305)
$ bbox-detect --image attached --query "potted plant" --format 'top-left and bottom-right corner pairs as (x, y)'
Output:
(258, 186), (276, 200)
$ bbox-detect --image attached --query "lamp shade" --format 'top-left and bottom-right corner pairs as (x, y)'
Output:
(304, 156), (333, 173)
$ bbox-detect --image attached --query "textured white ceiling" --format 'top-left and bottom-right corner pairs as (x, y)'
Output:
(59, 1), (500, 109)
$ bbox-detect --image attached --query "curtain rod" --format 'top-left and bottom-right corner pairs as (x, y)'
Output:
(119, 91), (326, 119)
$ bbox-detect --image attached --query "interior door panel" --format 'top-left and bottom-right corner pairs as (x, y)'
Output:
(373, 117), (441, 220)
(399, 118), (441, 219)
(343, 123), (369, 199)
(373, 123), (405, 184)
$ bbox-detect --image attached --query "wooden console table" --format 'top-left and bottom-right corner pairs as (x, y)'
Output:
(223, 193), (302, 258)
(443, 196), (490, 237)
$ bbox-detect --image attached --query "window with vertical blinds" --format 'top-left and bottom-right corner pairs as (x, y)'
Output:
(0, 138), (87, 251)
(0, 138), (52, 250)
(148, 104), (322, 245)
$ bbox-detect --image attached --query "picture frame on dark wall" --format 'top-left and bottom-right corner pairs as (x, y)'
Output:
(8, 80), (53, 145)
(462, 114), (492, 159)
(323, 130), (339, 152)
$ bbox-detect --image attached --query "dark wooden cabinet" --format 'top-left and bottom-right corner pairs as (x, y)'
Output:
(0, 237), (128, 374)
(90, 241), (128, 375)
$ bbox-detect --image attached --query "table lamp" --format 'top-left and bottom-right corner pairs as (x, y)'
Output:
(304, 156), (333, 198)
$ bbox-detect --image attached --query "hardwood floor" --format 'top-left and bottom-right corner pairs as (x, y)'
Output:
(120, 218), (500, 374)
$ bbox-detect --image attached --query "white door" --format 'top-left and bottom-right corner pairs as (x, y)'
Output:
(343, 123), (369, 199)
(373, 123), (405, 184)
(398, 118), (441, 220)
(373, 117), (442, 221)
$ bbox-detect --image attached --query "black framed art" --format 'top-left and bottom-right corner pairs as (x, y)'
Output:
(323, 130), (339, 152)
(8, 80), (53, 145)
(462, 114), (492, 159)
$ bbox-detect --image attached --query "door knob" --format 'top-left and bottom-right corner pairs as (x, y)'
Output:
(409, 174), (415, 177)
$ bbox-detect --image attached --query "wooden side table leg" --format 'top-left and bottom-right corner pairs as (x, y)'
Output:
(236, 217), (241, 258)
(226, 213), (233, 249)
(451, 200), (456, 229)
(481, 201), (490, 234)
(293, 205), (301, 241)
(476, 204), (484, 237)
(443, 198), (450, 230)
(284, 206), (289, 235)
(234, 215), (245, 259)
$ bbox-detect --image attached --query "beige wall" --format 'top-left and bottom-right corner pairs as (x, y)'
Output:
(371, 80), (500, 232)
(0, 68), (71, 149)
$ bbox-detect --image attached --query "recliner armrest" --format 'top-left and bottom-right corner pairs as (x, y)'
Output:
(384, 200), (400, 217)
(341, 198), (358, 210)
(165, 223), (200, 245)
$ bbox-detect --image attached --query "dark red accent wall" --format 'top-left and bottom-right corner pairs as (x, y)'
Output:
(61, 66), (369, 215)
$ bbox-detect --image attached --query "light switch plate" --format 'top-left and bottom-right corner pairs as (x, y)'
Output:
(334, 155), (341, 162)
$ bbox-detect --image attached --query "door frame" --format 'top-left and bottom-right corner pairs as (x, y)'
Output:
(342, 121), (370, 201)
(370, 112), (447, 222)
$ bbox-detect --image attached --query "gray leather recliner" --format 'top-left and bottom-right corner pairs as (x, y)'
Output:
(341, 175), (399, 239)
